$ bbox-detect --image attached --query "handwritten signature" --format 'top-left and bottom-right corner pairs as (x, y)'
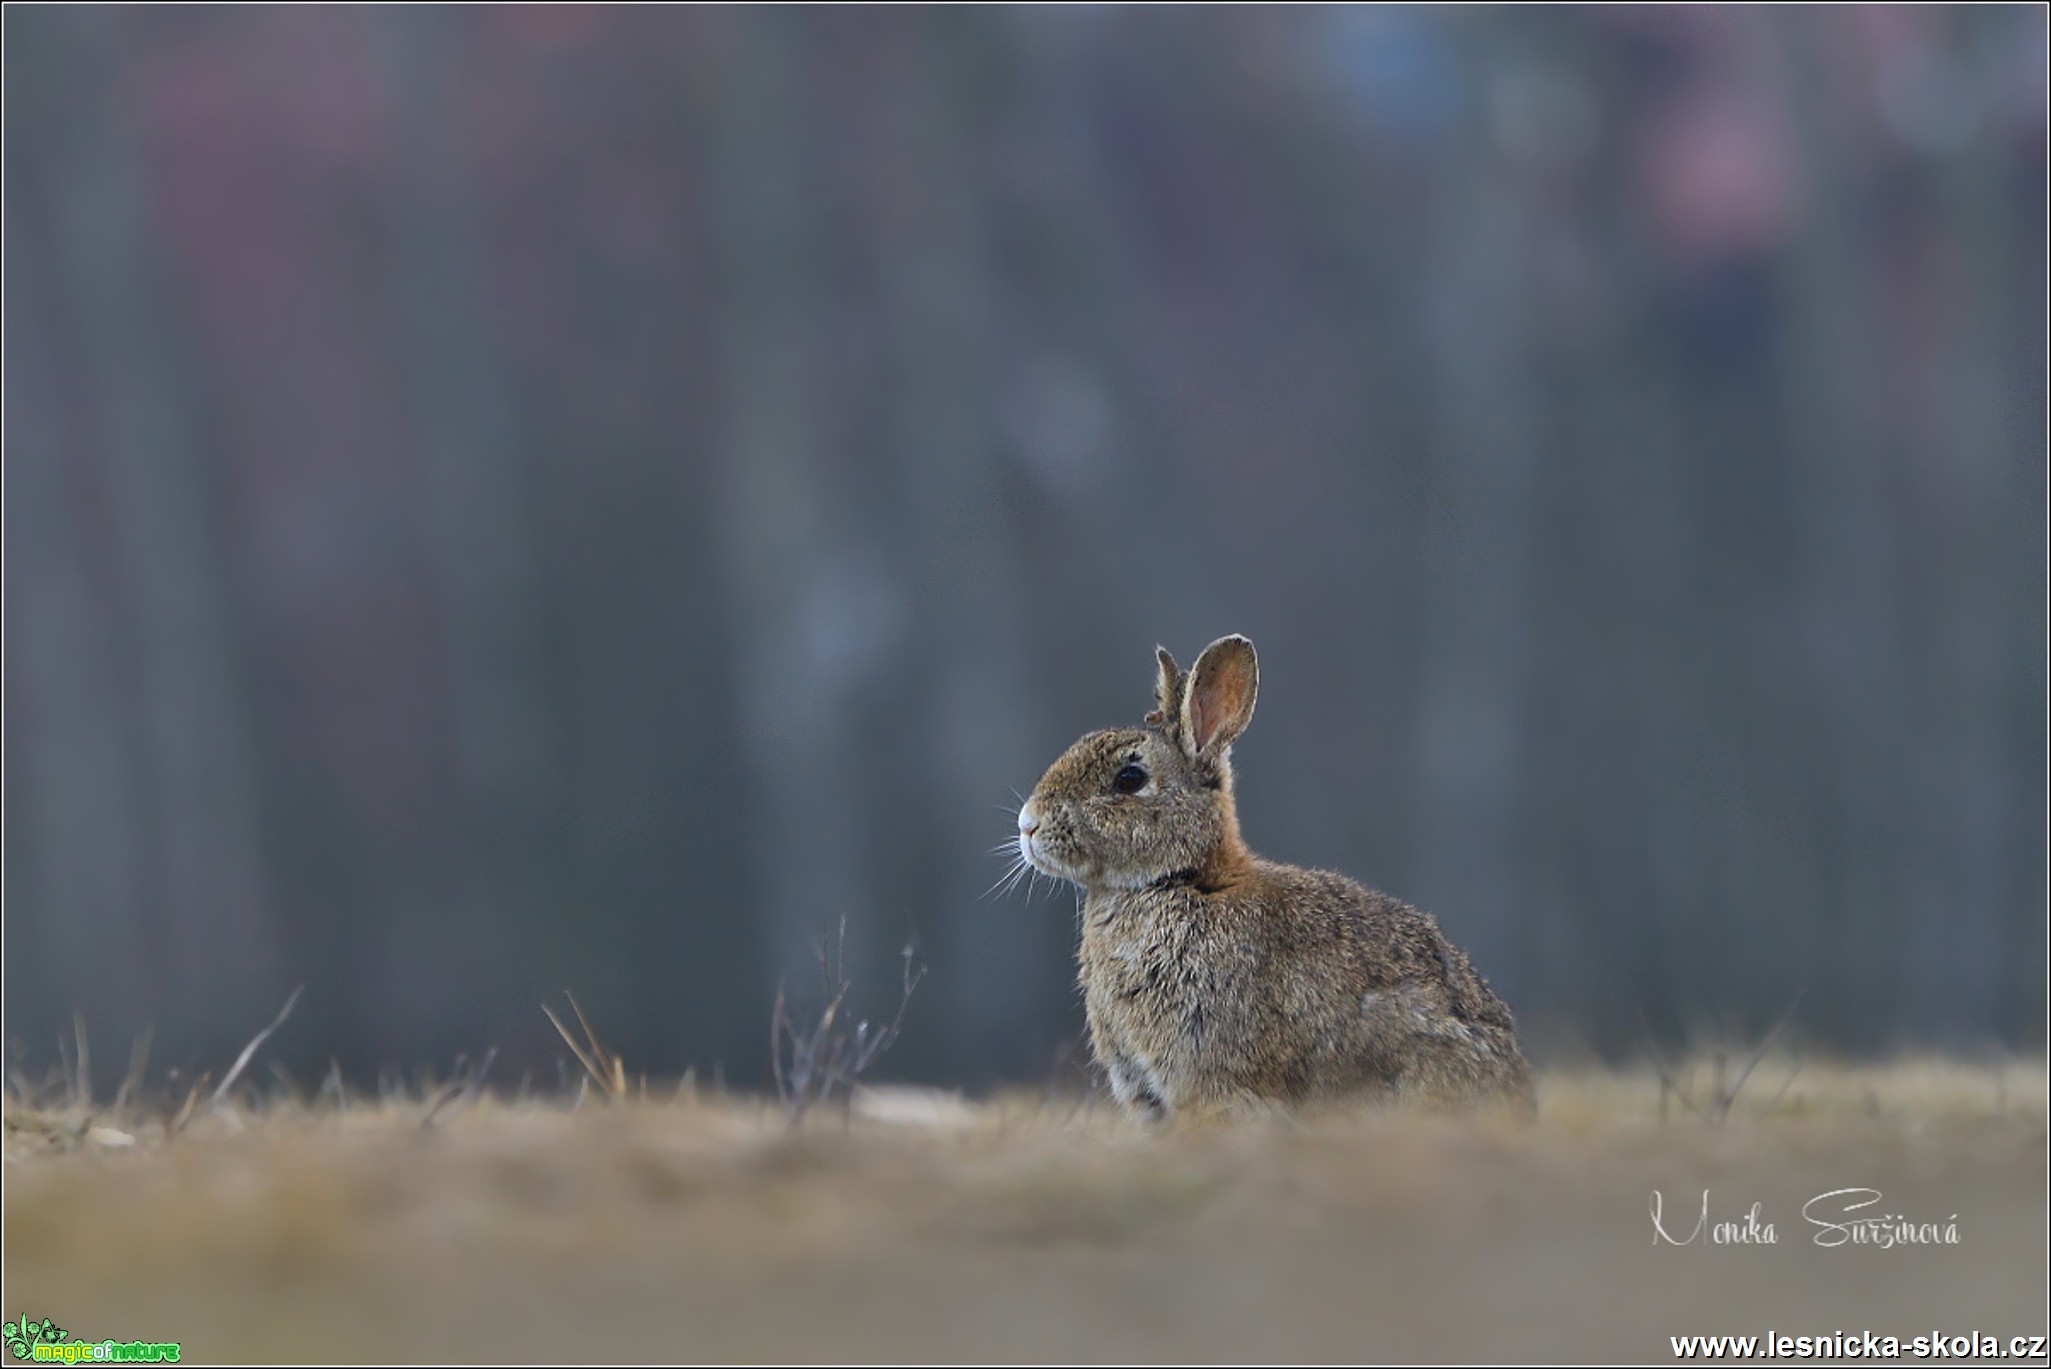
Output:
(1650, 1188), (1960, 1248)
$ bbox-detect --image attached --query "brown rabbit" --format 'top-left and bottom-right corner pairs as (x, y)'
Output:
(1015, 635), (1534, 1120)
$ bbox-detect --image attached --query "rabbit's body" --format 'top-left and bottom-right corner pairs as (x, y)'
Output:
(1079, 859), (1530, 1116)
(1019, 637), (1534, 1120)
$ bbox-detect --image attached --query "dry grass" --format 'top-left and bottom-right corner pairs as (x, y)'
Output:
(5, 1059), (2046, 1364)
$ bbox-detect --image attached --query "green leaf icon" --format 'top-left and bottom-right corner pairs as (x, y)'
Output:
(1, 1316), (67, 1358)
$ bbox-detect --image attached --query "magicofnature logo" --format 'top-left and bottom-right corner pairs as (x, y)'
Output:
(2, 1316), (179, 1364)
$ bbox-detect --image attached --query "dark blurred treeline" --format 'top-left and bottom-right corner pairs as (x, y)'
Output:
(4, 6), (2044, 1090)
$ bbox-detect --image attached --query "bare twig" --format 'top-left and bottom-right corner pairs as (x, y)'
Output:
(1714, 989), (1806, 1120)
(770, 984), (790, 1108)
(208, 986), (305, 1111)
(420, 1047), (498, 1130)
(465, 1047), (499, 1107)
(1763, 1054), (1804, 1114)
(170, 1071), (212, 1135)
(542, 991), (626, 1101)
(267, 1059), (305, 1106)
(771, 919), (925, 1124)
(55, 1032), (75, 1113)
(1637, 1012), (1703, 1121)
(112, 1027), (154, 1117)
(1640, 992), (1805, 1126)
(418, 1076), (462, 1126)
(71, 1014), (92, 1112)
(567, 992), (626, 1099)
(317, 1058), (348, 1111)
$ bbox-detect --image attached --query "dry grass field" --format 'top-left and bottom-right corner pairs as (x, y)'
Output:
(5, 1058), (2046, 1364)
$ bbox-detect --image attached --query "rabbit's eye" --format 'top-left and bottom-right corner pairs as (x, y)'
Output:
(1112, 764), (1148, 795)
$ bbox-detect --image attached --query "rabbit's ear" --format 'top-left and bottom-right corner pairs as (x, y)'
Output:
(1149, 647), (1185, 727)
(1182, 635), (1258, 760)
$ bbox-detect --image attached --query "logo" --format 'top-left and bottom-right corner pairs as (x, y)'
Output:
(2, 1317), (180, 1364)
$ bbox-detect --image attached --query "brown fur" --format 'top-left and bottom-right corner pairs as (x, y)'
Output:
(1018, 635), (1534, 1120)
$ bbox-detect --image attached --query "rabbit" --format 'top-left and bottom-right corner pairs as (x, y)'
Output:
(1015, 634), (1535, 1121)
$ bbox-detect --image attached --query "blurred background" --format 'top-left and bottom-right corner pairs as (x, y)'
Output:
(4, 5), (2044, 1093)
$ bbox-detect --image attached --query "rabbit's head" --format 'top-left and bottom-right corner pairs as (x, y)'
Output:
(1018, 635), (1258, 891)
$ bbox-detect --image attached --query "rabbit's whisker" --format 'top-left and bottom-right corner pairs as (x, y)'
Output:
(978, 854), (1033, 902)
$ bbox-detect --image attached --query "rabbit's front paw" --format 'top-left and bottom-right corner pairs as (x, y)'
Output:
(1107, 1057), (1169, 1121)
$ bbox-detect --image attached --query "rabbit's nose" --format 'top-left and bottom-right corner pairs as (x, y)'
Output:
(1017, 805), (1040, 837)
